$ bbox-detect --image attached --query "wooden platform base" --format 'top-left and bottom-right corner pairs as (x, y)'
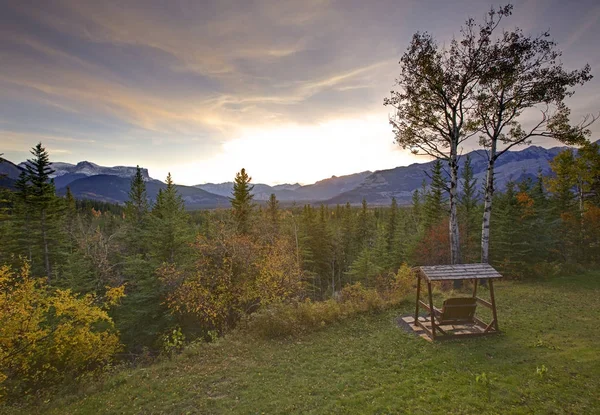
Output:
(399, 315), (498, 341)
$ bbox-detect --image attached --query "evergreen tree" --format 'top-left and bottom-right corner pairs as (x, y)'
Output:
(347, 247), (381, 286)
(491, 181), (528, 275)
(64, 187), (77, 248)
(115, 166), (162, 350)
(265, 193), (280, 235)
(458, 155), (479, 262)
(231, 168), (254, 234)
(22, 143), (62, 279)
(356, 199), (372, 248)
(12, 172), (33, 263)
(423, 160), (447, 230)
(340, 202), (357, 283)
(125, 166), (149, 228)
(385, 197), (403, 269)
(150, 173), (192, 264)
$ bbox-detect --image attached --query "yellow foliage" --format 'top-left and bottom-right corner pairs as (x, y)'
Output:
(104, 284), (126, 307)
(391, 263), (416, 298)
(159, 227), (304, 333)
(245, 267), (414, 340)
(0, 263), (122, 400)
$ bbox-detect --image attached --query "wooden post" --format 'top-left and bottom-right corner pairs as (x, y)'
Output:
(489, 279), (499, 331)
(414, 274), (421, 324)
(472, 278), (478, 298)
(427, 281), (436, 339)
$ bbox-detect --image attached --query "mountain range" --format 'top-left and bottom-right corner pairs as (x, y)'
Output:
(0, 143), (583, 208)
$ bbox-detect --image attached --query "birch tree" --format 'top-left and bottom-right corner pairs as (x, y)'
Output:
(384, 6), (511, 264)
(474, 8), (595, 263)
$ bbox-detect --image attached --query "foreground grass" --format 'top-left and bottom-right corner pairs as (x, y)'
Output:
(7, 272), (600, 414)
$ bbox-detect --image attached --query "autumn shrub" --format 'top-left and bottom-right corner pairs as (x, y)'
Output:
(339, 282), (385, 312)
(243, 299), (345, 339)
(0, 263), (123, 401)
(244, 277), (412, 340)
(389, 263), (416, 300)
(159, 227), (304, 335)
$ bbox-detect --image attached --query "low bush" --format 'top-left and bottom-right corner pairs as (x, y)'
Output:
(243, 265), (415, 339)
(0, 263), (123, 401)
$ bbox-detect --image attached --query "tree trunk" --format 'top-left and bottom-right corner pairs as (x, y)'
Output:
(41, 208), (51, 279)
(448, 156), (461, 265)
(448, 138), (462, 289)
(481, 158), (495, 264)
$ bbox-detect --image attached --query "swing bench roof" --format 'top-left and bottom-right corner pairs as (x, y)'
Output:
(418, 264), (503, 282)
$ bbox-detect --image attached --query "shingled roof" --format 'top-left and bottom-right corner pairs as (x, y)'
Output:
(418, 264), (503, 281)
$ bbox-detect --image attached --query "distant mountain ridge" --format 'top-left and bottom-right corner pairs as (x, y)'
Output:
(61, 175), (229, 209)
(195, 171), (372, 202)
(326, 145), (567, 205)
(1, 143), (591, 208)
(16, 161), (153, 189)
(0, 157), (24, 189)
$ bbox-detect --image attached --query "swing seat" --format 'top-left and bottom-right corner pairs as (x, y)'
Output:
(434, 297), (477, 325)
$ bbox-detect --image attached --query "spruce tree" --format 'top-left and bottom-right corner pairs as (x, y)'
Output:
(125, 166), (149, 228)
(13, 172), (33, 262)
(423, 160), (447, 231)
(150, 173), (191, 264)
(116, 166), (160, 350)
(231, 168), (254, 234)
(458, 155), (479, 262)
(265, 193), (280, 235)
(357, 198), (372, 248)
(23, 143), (61, 279)
(385, 197), (402, 269)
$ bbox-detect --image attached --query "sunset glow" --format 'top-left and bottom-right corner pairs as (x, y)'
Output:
(1, 0), (599, 185)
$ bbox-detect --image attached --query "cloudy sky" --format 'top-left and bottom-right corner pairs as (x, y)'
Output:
(1, 0), (599, 185)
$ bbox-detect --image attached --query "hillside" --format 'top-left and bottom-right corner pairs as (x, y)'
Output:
(0, 157), (24, 189)
(62, 175), (230, 209)
(15, 271), (599, 414)
(327, 145), (566, 205)
(1, 143), (584, 207)
(196, 171), (371, 202)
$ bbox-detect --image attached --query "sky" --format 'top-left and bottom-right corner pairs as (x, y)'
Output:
(1, 0), (599, 185)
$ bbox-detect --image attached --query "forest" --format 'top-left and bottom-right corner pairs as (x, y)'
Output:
(1, 4), (600, 408)
(0, 139), (599, 401)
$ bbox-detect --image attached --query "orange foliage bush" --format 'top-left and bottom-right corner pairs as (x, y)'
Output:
(413, 218), (451, 266)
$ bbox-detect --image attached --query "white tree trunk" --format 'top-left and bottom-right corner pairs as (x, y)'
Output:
(481, 160), (495, 263)
(481, 142), (498, 264)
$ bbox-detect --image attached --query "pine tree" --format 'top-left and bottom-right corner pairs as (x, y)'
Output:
(458, 155), (479, 262)
(231, 168), (254, 234)
(491, 181), (527, 276)
(22, 143), (61, 279)
(13, 172), (33, 262)
(385, 197), (403, 269)
(347, 247), (381, 286)
(125, 166), (149, 227)
(423, 160), (447, 230)
(357, 198), (372, 248)
(340, 202), (357, 283)
(265, 193), (280, 235)
(115, 165), (162, 350)
(150, 173), (191, 264)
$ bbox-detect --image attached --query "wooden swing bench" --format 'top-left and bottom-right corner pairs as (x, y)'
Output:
(413, 264), (502, 341)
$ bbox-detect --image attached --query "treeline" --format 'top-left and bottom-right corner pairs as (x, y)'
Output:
(1, 141), (600, 399)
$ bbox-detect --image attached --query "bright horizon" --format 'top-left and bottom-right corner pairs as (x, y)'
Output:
(2, 0), (600, 186)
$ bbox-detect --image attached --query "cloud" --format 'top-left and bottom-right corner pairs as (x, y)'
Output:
(1, 0), (599, 184)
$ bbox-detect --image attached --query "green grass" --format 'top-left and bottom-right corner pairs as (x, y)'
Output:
(6, 272), (600, 414)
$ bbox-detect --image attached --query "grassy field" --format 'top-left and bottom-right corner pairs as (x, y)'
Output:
(5, 271), (600, 414)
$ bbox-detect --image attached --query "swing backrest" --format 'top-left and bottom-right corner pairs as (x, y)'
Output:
(438, 297), (477, 324)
